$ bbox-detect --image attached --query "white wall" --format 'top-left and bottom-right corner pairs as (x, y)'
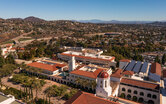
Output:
(96, 77), (112, 98)
(110, 77), (121, 82)
(119, 84), (160, 104)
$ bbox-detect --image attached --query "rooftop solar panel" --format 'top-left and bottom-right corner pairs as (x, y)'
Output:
(133, 61), (142, 73)
(125, 60), (136, 71)
(140, 62), (148, 73)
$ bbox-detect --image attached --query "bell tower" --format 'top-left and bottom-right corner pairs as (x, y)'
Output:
(69, 56), (76, 72)
(96, 71), (112, 98)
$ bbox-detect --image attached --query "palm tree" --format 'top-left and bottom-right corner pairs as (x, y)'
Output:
(81, 79), (89, 90)
(91, 80), (97, 90)
(32, 79), (42, 101)
(44, 86), (55, 103)
(75, 78), (81, 88)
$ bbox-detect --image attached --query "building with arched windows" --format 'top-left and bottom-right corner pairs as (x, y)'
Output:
(26, 54), (165, 104)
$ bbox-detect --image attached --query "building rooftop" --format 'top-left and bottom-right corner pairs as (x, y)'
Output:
(150, 62), (161, 76)
(27, 62), (66, 72)
(0, 94), (8, 102)
(0, 93), (24, 104)
(70, 65), (107, 79)
(122, 70), (134, 76)
(111, 69), (123, 78)
(61, 51), (115, 62)
(64, 91), (119, 104)
(119, 59), (131, 62)
(121, 78), (160, 91)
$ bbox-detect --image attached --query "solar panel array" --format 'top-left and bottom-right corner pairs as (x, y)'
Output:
(125, 60), (136, 71)
(133, 61), (142, 73)
(140, 62), (148, 73)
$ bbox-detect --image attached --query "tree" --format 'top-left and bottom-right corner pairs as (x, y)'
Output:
(5, 54), (15, 64)
(0, 46), (2, 56)
(0, 64), (16, 77)
(90, 80), (97, 91)
(36, 47), (44, 57)
(44, 86), (55, 103)
(155, 55), (161, 63)
(162, 54), (166, 65)
(32, 79), (42, 101)
(0, 56), (4, 67)
(75, 78), (81, 88)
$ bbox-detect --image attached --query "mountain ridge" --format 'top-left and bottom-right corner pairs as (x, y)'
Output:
(0, 16), (166, 24)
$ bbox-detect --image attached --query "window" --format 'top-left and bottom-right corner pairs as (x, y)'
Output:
(127, 94), (131, 100)
(138, 98), (144, 103)
(140, 92), (144, 96)
(152, 95), (157, 99)
(122, 88), (126, 91)
(148, 100), (154, 104)
(132, 96), (137, 102)
(120, 93), (125, 98)
(128, 89), (131, 93)
(147, 94), (151, 98)
(134, 90), (137, 94)
(105, 81), (107, 87)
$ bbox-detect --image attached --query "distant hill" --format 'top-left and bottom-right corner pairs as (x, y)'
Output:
(0, 18), (4, 21)
(24, 16), (45, 22)
(77, 19), (153, 24)
(149, 21), (166, 26)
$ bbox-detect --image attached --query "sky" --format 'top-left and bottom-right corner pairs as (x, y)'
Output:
(0, 0), (166, 21)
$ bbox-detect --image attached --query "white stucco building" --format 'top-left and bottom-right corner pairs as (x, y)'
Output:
(58, 50), (116, 67)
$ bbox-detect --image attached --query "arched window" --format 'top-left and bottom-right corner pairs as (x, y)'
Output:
(140, 92), (144, 96)
(147, 93), (151, 98)
(132, 96), (137, 102)
(138, 98), (144, 103)
(100, 81), (102, 88)
(152, 95), (157, 99)
(120, 93), (125, 98)
(134, 90), (137, 94)
(122, 88), (126, 91)
(128, 89), (131, 93)
(148, 100), (154, 104)
(105, 81), (107, 87)
(127, 94), (131, 100)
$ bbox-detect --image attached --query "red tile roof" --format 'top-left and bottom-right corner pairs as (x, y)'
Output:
(99, 71), (109, 78)
(70, 66), (106, 79)
(61, 53), (115, 62)
(111, 69), (123, 78)
(150, 62), (161, 76)
(122, 70), (134, 76)
(27, 62), (66, 72)
(64, 91), (119, 104)
(121, 78), (159, 90)
(119, 59), (131, 62)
